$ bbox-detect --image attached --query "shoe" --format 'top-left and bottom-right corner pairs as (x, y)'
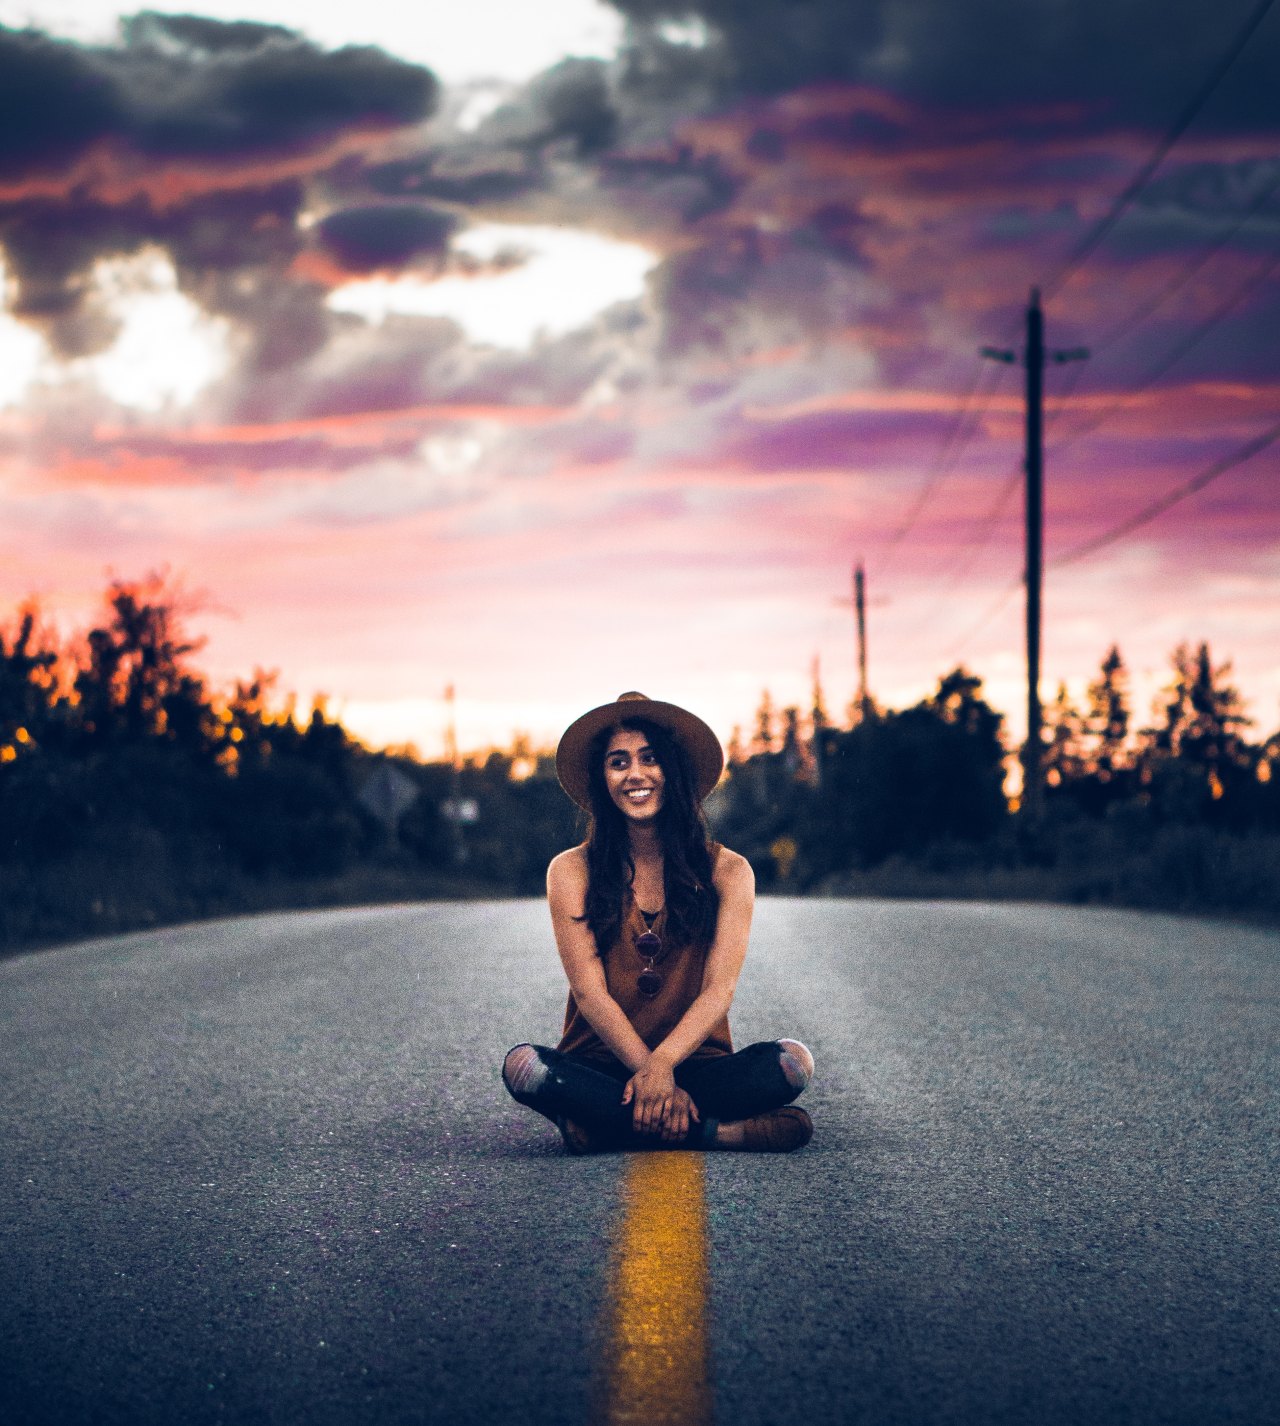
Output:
(736, 1106), (813, 1152)
(556, 1116), (595, 1155)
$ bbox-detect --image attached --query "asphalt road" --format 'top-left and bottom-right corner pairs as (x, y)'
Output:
(1, 898), (1277, 1426)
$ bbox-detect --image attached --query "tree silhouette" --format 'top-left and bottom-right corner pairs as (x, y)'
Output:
(1140, 643), (1254, 825)
(1044, 683), (1087, 790)
(752, 689), (776, 755)
(931, 667), (1004, 747)
(1153, 643), (1250, 767)
(743, 665), (1008, 880)
(73, 574), (207, 748)
(0, 606), (59, 759)
(216, 671), (279, 774)
(6, 567), (1280, 950)
(780, 705), (807, 777)
(811, 665), (828, 734)
(1086, 646), (1131, 780)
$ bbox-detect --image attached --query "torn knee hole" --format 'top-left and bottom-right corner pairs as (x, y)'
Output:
(503, 1044), (549, 1096)
(778, 1040), (814, 1088)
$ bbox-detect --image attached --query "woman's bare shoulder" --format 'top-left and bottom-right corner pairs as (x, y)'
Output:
(711, 845), (754, 893)
(547, 844), (589, 897)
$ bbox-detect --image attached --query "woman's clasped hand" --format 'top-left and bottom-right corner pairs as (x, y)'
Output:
(622, 1053), (702, 1140)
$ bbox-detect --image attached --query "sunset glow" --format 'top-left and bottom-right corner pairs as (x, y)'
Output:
(1, 1), (1278, 759)
(327, 224), (659, 349)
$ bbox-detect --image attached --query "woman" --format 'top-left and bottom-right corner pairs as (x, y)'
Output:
(502, 691), (815, 1154)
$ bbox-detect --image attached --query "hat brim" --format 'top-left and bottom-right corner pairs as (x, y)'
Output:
(555, 694), (724, 811)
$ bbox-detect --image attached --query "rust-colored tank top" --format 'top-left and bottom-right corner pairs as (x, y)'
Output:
(556, 872), (733, 1064)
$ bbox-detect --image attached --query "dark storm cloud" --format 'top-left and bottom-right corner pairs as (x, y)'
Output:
(1, 179), (301, 304)
(0, 15), (437, 178)
(216, 300), (632, 430)
(315, 204), (458, 273)
(119, 12), (297, 54)
(0, 28), (120, 179)
(0, 15), (439, 358)
(600, 144), (740, 224)
(580, 0), (1280, 375)
(364, 154), (537, 205)
(116, 27), (437, 160)
(0, 178), (321, 358)
(353, 59), (625, 213)
(455, 59), (620, 158)
(609, 0), (1280, 133)
(522, 58), (620, 156)
(4, 0), (1277, 428)
(1129, 158), (1280, 248)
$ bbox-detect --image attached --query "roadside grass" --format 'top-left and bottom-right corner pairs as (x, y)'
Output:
(813, 825), (1280, 926)
(5, 823), (1277, 957)
(0, 848), (503, 957)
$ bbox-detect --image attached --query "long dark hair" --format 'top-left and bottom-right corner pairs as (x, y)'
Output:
(580, 717), (719, 956)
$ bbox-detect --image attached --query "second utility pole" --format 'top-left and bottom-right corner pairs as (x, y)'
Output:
(982, 288), (1087, 823)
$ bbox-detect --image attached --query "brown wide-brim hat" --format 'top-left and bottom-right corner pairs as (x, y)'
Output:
(555, 691), (725, 811)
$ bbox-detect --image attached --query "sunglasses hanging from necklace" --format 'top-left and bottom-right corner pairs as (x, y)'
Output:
(635, 907), (665, 998)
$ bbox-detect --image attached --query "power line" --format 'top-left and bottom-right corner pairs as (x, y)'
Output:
(1051, 415), (1280, 567)
(880, 2), (1278, 661)
(1043, 348), (1094, 437)
(877, 357), (1002, 567)
(1090, 163), (1280, 355)
(1041, 0), (1277, 300)
(941, 576), (1023, 665)
(1046, 165), (1280, 441)
(911, 465), (1021, 602)
(943, 466), (1023, 582)
(909, 297), (1071, 743)
(879, 5), (1278, 684)
(1050, 236), (1280, 452)
(880, 465), (1021, 654)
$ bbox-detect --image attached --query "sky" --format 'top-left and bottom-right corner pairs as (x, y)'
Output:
(1, 0), (1278, 758)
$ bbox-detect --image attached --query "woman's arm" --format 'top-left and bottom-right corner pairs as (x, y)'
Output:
(621, 850), (754, 1136)
(546, 849), (652, 1072)
(647, 849), (756, 1071)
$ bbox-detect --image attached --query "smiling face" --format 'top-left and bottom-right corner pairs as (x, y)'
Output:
(603, 726), (666, 823)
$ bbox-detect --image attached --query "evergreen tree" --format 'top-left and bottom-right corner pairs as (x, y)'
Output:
(1153, 642), (1250, 771)
(781, 705), (801, 757)
(217, 670), (288, 773)
(73, 574), (208, 747)
(795, 667), (1008, 874)
(1044, 683), (1087, 789)
(810, 659), (828, 734)
(0, 606), (59, 758)
(1085, 645), (1130, 779)
(752, 689), (776, 755)
(1140, 642), (1254, 823)
(931, 667), (1002, 745)
(1259, 725), (1280, 831)
(809, 660), (829, 789)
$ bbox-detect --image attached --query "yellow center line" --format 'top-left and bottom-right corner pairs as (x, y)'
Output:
(595, 1151), (713, 1426)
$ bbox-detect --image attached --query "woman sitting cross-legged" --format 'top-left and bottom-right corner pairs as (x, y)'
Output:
(502, 691), (814, 1155)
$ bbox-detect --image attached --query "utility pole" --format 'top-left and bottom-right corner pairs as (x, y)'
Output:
(833, 560), (884, 723)
(810, 653), (827, 789)
(854, 560), (870, 720)
(443, 683), (467, 865)
(982, 288), (1087, 823)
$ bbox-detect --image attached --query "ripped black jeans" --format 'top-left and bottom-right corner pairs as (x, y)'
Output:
(501, 1039), (808, 1147)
